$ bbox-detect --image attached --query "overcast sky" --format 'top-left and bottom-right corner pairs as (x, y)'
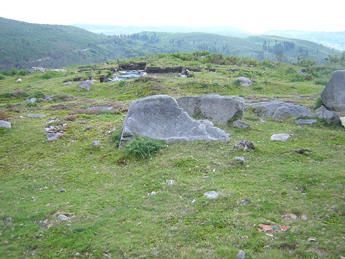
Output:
(1, 0), (345, 33)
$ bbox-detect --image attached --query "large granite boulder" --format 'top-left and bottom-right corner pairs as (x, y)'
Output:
(177, 94), (245, 125)
(120, 95), (230, 144)
(321, 70), (345, 112)
(250, 101), (312, 121)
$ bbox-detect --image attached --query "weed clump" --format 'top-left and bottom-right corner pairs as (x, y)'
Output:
(124, 137), (165, 159)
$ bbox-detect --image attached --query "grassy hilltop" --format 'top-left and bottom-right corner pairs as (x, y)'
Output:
(0, 53), (345, 258)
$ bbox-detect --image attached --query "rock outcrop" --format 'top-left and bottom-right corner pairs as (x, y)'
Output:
(315, 105), (340, 124)
(250, 101), (312, 121)
(120, 95), (230, 144)
(177, 94), (245, 125)
(321, 70), (345, 112)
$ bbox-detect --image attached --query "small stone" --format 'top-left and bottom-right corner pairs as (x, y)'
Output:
(308, 237), (317, 242)
(27, 97), (37, 104)
(271, 133), (290, 142)
(47, 132), (63, 141)
(16, 78), (22, 83)
(295, 119), (317, 125)
(58, 188), (66, 193)
(56, 214), (70, 222)
(191, 199), (196, 204)
(92, 140), (101, 147)
(239, 198), (250, 206)
(166, 179), (175, 186)
(236, 250), (246, 259)
(234, 140), (255, 151)
(233, 120), (250, 129)
(236, 76), (252, 87)
(148, 191), (157, 196)
(234, 156), (245, 165)
(204, 191), (219, 200)
(301, 214), (308, 221)
(3, 216), (12, 226)
(282, 213), (298, 220)
(0, 120), (11, 129)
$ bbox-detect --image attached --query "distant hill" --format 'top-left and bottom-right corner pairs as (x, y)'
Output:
(74, 24), (250, 37)
(267, 30), (345, 50)
(0, 17), (340, 70)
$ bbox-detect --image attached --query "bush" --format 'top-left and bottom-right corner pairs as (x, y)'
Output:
(0, 74), (5, 80)
(314, 97), (323, 109)
(29, 91), (45, 99)
(125, 137), (165, 159)
(112, 129), (123, 148)
(41, 71), (59, 80)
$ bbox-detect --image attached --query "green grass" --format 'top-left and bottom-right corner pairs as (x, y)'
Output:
(0, 54), (345, 258)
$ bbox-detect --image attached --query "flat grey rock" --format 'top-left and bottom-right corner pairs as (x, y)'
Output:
(47, 132), (63, 141)
(0, 120), (11, 129)
(232, 120), (250, 129)
(121, 95), (230, 144)
(26, 97), (37, 104)
(315, 105), (340, 124)
(204, 191), (219, 200)
(27, 113), (47, 118)
(177, 94), (244, 125)
(251, 101), (312, 121)
(295, 119), (317, 125)
(271, 133), (290, 142)
(321, 70), (345, 112)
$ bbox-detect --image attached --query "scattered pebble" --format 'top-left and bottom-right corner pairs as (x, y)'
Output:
(239, 198), (251, 206)
(148, 191), (157, 196)
(56, 214), (70, 222)
(204, 191), (219, 200)
(166, 179), (175, 186)
(282, 213), (298, 220)
(92, 140), (101, 147)
(234, 140), (255, 151)
(234, 156), (245, 165)
(308, 237), (317, 242)
(58, 188), (66, 193)
(271, 133), (290, 142)
(26, 97), (37, 104)
(301, 214), (308, 221)
(236, 250), (246, 259)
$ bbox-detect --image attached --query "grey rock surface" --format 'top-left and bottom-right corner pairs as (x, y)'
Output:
(251, 101), (312, 121)
(177, 94), (245, 125)
(295, 119), (317, 125)
(79, 80), (94, 91)
(236, 250), (246, 259)
(271, 133), (290, 142)
(236, 77), (252, 87)
(232, 120), (250, 129)
(315, 105), (340, 124)
(27, 113), (47, 118)
(121, 95), (230, 143)
(321, 70), (345, 112)
(0, 120), (11, 129)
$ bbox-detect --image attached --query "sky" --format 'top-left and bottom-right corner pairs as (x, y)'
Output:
(1, 0), (345, 33)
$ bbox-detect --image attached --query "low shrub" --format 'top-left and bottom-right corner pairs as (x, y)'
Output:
(124, 137), (165, 159)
